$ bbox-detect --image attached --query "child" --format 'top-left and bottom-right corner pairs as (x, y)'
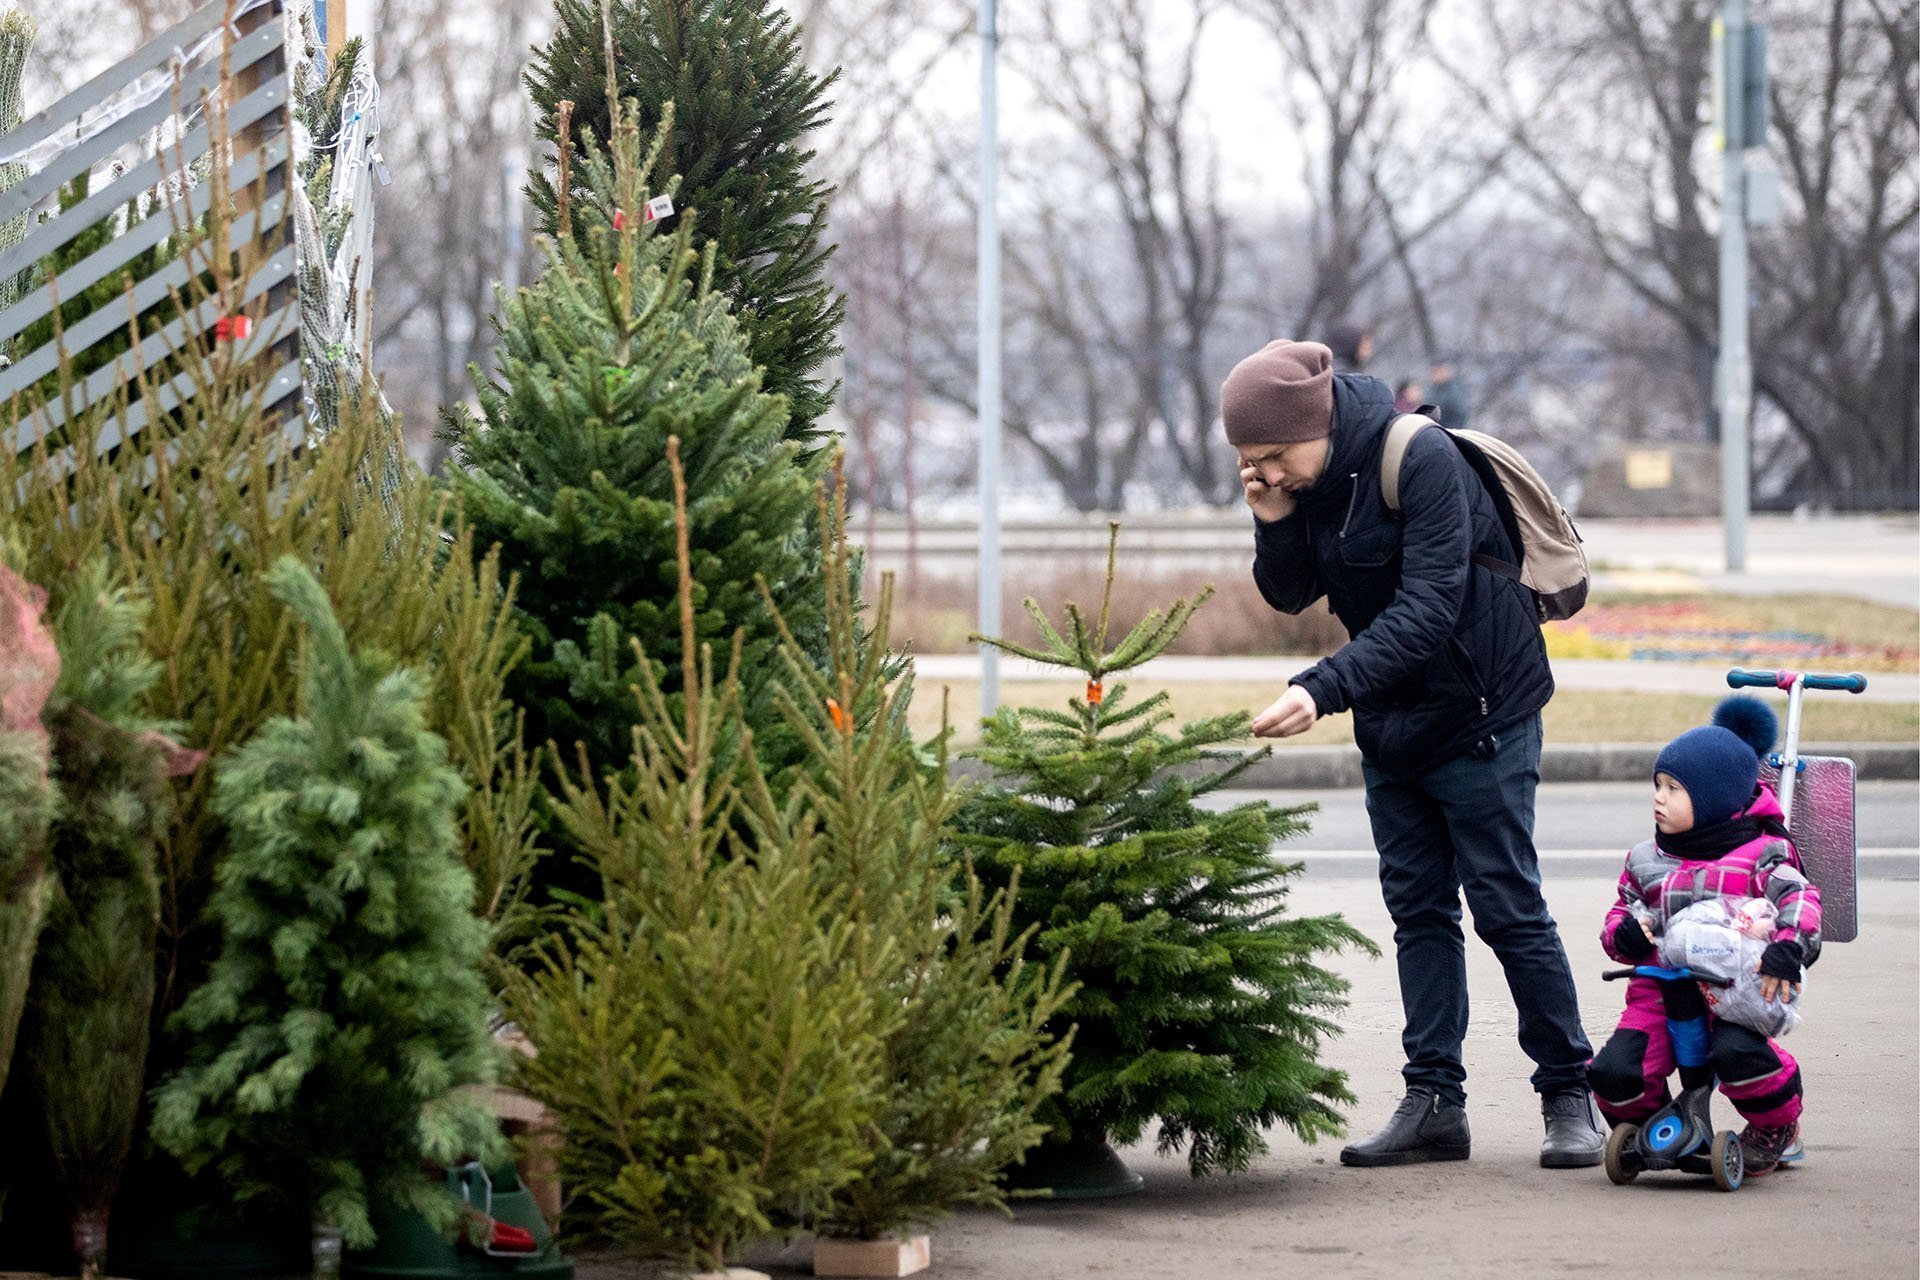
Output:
(1586, 696), (1821, 1177)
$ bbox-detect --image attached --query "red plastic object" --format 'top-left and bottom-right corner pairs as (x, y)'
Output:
(213, 315), (253, 342)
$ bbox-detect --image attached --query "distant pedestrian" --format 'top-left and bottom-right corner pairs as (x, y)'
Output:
(1588, 696), (1817, 1178)
(1220, 337), (1606, 1171)
(1393, 379), (1423, 414)
(1427, 361), (1470, 428)
(1325, 319), (1374, 373)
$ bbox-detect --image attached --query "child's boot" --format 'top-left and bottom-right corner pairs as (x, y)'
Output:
(1741, 1121), (1803, 1176)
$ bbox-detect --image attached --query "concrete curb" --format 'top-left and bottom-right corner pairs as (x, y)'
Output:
(952, 741), (1919, 790)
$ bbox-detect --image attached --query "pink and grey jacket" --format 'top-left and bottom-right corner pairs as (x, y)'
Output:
(1601, 783), (1822, 966)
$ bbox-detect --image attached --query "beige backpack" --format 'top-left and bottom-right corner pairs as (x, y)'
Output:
(1381, 413), (1590, 623)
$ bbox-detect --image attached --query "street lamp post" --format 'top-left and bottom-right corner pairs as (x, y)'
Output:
(1716, 0), (1766, 573)
(977, 0), (1002, 713)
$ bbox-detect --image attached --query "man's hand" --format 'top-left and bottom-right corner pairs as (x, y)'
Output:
(1759, 974), (1801, 1003)
(1241, 462), (1297, 524)
(1252, 685), (1319, 738)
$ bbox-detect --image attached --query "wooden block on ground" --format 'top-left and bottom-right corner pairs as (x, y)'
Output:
(813, 1234), (932, 1277)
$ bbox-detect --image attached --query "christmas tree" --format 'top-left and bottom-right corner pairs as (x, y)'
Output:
(948, 526), (1375, 1178)
(506, 440), (878, 1272)
(446, 99), (827, 820)
(151, 557), (501, 1250)
(526, 0), (843, 449)
(760, 478), (1072, 1242)
(25, 561), (187, 1279)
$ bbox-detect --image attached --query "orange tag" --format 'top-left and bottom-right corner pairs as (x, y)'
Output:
(1085, 680), (1103, 705)
(827, 697), (851, 733)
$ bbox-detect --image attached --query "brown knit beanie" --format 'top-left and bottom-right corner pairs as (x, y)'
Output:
(1220, 340), (1334, 446)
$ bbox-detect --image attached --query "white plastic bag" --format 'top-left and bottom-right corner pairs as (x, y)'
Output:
(1659, 899), (1801, 1038)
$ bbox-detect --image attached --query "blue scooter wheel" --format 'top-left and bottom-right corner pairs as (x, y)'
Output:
(1712, 1130), (1744, 1192)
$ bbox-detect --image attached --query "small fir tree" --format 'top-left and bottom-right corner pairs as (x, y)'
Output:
(760, 478), (1072, 1242)
(527, 0), (843, 448)
(947, 526), (1376, 1176)
(152, 558), (502, 1250)
(446, 101), (827, 817)
(505, 440), (880, 1273)
(24, 562), (186, 1279)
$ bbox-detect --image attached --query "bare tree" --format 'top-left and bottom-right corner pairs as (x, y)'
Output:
(1447, 0), (1918, 508)
(367, 0), (548, 459)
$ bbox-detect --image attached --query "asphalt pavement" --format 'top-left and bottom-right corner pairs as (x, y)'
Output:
(661, 869), (1920, 1280)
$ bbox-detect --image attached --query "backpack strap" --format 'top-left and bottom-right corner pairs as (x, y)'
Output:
(1381, 410), (1526, 584)
(1380, 412), (1433, 512)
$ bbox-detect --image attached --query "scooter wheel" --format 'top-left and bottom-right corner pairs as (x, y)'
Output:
(1604, 1123), (1641, 1185)
(1711, 1130), (1744, 1192)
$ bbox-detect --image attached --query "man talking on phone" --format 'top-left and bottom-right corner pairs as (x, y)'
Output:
(1223, 338), (1604, 1171)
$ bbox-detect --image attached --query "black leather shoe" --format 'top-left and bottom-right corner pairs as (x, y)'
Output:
(1339, 1089), (1471, 1167)
(1540, 1089), (1606, 1168)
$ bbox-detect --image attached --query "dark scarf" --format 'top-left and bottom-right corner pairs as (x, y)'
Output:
(1655, 802), (1791, 860)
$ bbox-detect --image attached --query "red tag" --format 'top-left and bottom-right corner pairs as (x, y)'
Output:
(612, 208), (627, 230)
(213, 316), (252, 342)
(827, 697), (851, 733)
(1085, 680), (1103, 705)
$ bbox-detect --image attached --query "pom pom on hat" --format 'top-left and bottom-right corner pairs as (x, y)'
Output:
(1712, 694), (1778, 760)
(1653, 696), (1778, 826)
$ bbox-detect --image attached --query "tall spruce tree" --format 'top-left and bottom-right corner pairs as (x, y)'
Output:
(152, 558), (501, 1250)
(446, 102), (827, 816)
(526, 0), (843, 448)
(947, 527), (1377, 1177)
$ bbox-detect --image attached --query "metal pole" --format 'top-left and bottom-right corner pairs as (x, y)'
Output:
(1718, 0), (1751, 573)
(976, 0), (1002, 714)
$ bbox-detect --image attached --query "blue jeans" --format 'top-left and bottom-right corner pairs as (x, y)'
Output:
(1361, 714), (1591, 1104)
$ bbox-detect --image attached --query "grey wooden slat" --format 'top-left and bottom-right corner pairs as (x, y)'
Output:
(0, 20), (285, 228)
(8, 245), (296, 452)
(87, 352), (301, 460)
(11, 355), (302, 501)
(0, 145), (286, 345)
(0, 0), (230, 160)
(0, 192), (289, 392)
(0, 73), (288, 282)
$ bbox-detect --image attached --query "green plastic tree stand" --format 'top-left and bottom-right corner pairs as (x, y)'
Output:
(1002, 1135), (1145, 1200)
(342, 1163), (573, 1279)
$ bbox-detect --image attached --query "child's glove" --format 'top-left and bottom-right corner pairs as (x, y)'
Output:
(1612, 915), (1657, 959)
(1759, 939), (1804, 983)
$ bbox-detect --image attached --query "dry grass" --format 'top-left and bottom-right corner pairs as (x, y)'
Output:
(905, 681), (1920, 749)
(881, 569), (1348, 658)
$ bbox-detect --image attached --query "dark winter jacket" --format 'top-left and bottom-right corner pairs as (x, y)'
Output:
(1251, 373), (1553, 775)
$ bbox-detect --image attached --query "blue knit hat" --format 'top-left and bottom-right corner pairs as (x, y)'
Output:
(1653, 696), (1779, 825)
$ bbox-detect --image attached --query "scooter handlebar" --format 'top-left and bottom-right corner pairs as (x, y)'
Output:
(1726, 668), (1868, 694)
(1602, 965), (1733, 987)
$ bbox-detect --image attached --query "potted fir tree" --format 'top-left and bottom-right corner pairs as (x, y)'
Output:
(152, 558), (503, 1274)
(948, 526), (1377, 1196)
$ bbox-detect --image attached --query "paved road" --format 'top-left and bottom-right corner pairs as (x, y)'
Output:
(1205, 780), (1920, 877)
